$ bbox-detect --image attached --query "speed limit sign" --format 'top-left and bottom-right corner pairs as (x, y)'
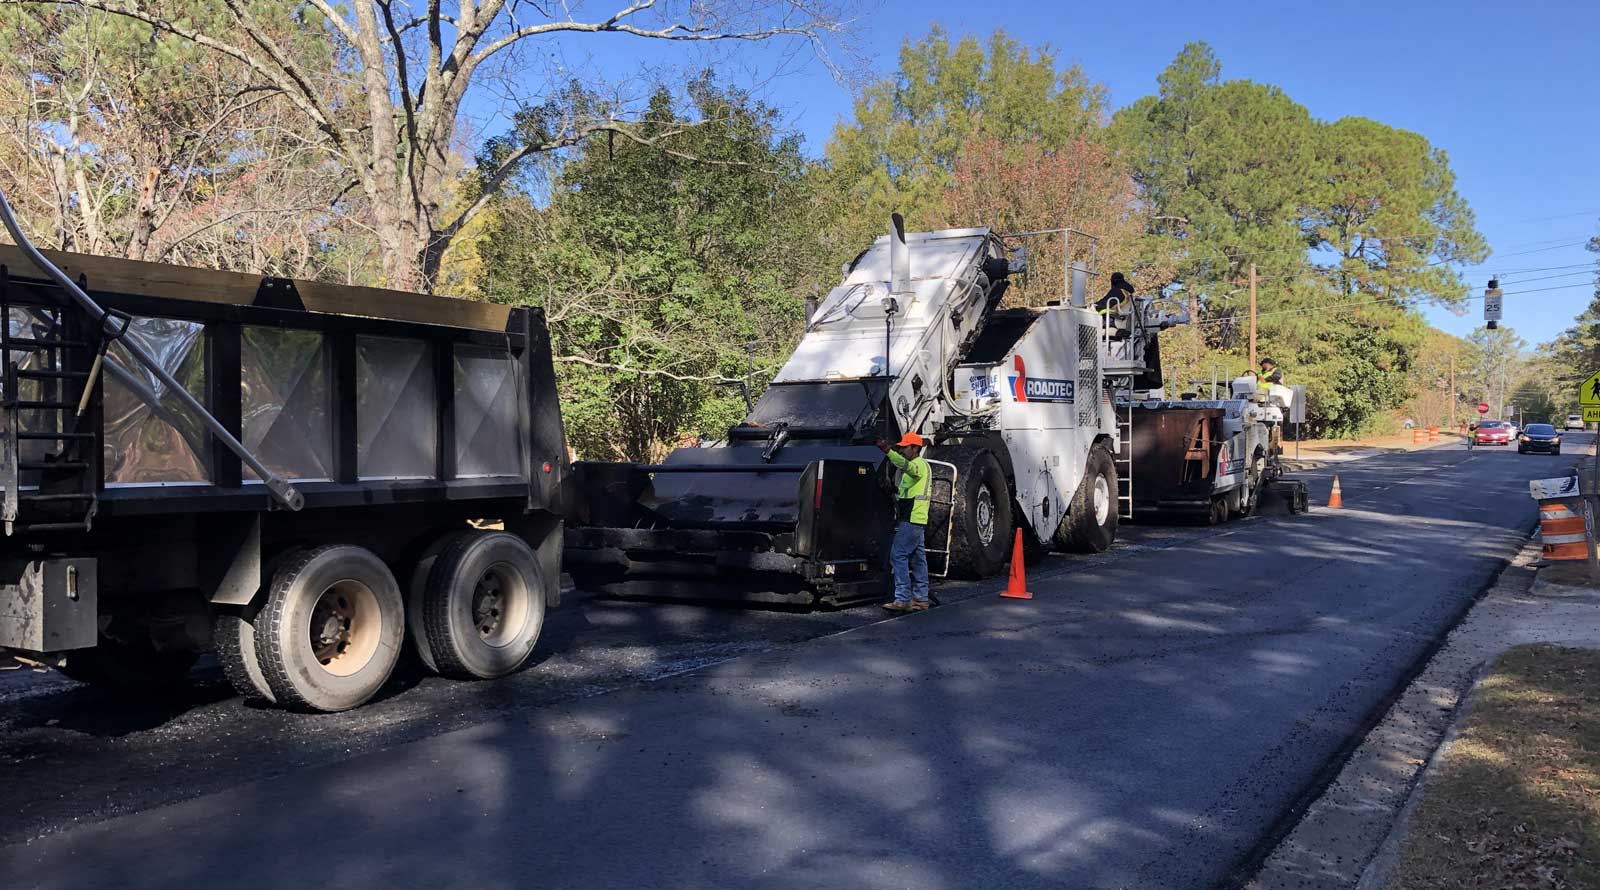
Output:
(1477, 402), (1489, 414)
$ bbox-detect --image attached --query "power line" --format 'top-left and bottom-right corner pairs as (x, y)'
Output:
(1496, 262), (1597, 277)
(1190, 281), (1594, 327)
(1486, 240), (1592, 259)
(1514, 209), (1600, 223)
(1491, 269), (1596, 286)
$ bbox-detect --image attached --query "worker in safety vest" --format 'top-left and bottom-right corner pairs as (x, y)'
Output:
(1095, 272), (1134, 314)
(878, 431), (932, 612)
(1259, 357), (1284, 386)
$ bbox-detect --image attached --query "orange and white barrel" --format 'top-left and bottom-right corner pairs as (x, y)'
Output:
(1427, 426), (1440, 442)
(1412, 428), (1426, 444)
(1539, 499), (1589, 560)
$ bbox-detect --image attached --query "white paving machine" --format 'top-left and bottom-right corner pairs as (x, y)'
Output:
(564, 217), (1187, 606)
(1120, 377), (1310, 524)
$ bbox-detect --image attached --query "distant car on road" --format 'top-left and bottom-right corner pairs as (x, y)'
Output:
(1473, 420), (1513, 446)
(1518, 423), (1562, 455)
(1565, 414), (1585, 430)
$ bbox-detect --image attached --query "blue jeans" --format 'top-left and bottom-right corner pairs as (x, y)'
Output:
(891, 521), (929, 603)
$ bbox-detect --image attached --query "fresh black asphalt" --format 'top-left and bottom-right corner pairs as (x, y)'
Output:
(0, 437), (1564, 888)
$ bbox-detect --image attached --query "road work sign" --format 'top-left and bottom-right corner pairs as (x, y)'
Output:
(1530, 475), (1581, 500)
(1581, 370), (1600, 407)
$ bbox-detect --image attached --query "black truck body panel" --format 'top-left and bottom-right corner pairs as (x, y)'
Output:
(0, 248), (568, 655)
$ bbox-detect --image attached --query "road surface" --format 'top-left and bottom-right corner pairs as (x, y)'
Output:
(1, 436), (1570, 888)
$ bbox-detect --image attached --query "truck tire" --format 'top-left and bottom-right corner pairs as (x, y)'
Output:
(255, 545), (405, 712)
(406, 531), (474, 675)
(215, 546), (309, 703)
(56, 638), (198, 692)
(215, 606), (275, 703)
(939, 448), (1014, 579)
(423, 531), (546, 680)
(1056, 446), (1118, 553)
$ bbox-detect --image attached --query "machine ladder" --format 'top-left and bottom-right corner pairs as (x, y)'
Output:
(0, 265), (113, 535)
(1115, 377), (1134, 520)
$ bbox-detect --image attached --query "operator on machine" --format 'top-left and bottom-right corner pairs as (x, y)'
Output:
(877, 432), (931, 612)
(1095, 272), (1135, 314)
(1259, 357), (1285, 386)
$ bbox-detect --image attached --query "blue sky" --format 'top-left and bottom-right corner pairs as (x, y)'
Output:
(532, 0), (1599, 344)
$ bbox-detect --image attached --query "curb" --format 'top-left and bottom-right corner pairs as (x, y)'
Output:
(1353, 663), (1489, 890)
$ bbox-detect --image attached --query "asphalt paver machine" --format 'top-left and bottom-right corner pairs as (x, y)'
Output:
(565, 217), (1187, 606)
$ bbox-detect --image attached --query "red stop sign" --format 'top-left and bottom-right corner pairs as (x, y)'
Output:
(1477, 402), (1489, 414)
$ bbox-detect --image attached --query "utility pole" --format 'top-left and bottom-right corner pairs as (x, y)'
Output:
(1449, 352), (1456, 429)
(1248, 263), (1258, 372)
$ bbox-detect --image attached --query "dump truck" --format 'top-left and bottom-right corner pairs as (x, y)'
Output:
(564, 218), (1187, 606)
(0, 192), (566, 712)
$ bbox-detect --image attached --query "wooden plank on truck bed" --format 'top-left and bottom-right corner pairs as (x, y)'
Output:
(0, 245), (511, 332)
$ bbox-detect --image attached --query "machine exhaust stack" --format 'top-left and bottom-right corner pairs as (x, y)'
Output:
(889, 213), (912, 297)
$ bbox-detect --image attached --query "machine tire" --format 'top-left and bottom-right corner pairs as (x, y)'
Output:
(215, 606), (275, 703)
(423, 531), (546, 680)
(1236, 450), (1267, 518)
(56, 638), (198, 692)
(406, 530), (474, 674)
(1057, 446), (1119, 553)
(255, 545), (405, 713)
(1206, 496), (1229, 526)
(939, 448), (1014, 579)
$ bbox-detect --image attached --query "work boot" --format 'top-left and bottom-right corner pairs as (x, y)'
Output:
(882, 601), (911, 612)
(909, 600), (931, 611)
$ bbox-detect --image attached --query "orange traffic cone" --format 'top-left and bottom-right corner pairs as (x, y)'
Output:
(1327, 475), (1343, 509)
(1001, 529), (1033, 599)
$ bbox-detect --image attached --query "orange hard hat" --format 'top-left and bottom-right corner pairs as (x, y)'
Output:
(896, 432), (925, 447)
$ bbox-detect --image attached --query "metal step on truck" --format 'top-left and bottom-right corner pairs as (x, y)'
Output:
(564, 217), (1188, 607)
(0, 190), (567, 712)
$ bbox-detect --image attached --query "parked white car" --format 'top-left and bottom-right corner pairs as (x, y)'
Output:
(1566, 414), (1585, 430)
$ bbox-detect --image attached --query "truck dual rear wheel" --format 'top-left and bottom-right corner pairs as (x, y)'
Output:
(940, 448), (1014, 579)
(215, 605), (275, 704)
(406, 531), (475, 674)
(422, 531), (546, 680)
(1057, 446), (1118, 553)
(255, 545), (405, 713)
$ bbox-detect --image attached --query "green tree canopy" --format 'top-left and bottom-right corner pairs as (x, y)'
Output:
(481, 76), (826, 461)
(1306, 117), (1488, 304)
(823, 26), (1106, 247)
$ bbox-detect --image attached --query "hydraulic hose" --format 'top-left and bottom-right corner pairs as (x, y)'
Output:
(0, 184), (303, 511)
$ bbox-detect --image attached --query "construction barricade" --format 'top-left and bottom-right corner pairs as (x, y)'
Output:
(1531, 474), (1591, 561)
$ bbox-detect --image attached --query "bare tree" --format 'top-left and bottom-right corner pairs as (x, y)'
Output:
(0, 5), (355, 275)
(26, 0), (848, 292)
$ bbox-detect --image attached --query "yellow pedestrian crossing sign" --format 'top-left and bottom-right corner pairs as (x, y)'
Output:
(1586, 407), (1600, 423)
(1583, 370), (1600, 407)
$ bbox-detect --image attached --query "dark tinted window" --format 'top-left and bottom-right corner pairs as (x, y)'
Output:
(1480, 421), (1508, 428)
(1526, 424), (1556, 434)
